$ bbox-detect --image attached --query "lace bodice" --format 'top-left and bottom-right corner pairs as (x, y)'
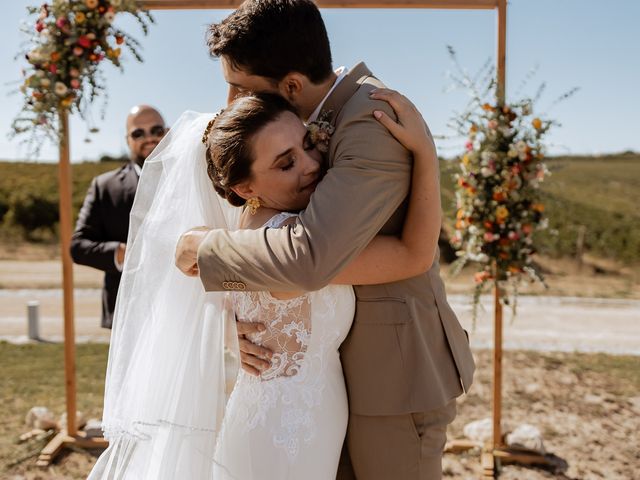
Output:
(219, 212), (355, 467)
(233, 291), (311, 380)
(232, 212), (309, 381)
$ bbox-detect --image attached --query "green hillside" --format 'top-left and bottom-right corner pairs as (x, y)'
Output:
(0, 153), (638, 262)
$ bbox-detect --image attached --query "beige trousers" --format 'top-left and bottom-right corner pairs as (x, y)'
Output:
(337, 400), (457, 480)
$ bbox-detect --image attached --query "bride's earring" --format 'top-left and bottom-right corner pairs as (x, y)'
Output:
(246, 197), (261, 215)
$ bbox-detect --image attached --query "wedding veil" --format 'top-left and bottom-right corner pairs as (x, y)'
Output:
(88, 111), (240, 479)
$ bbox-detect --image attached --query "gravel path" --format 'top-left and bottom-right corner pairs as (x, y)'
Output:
(1, 289), (638, 354)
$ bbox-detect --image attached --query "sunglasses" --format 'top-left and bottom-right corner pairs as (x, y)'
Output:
(129, 125), (165, 140)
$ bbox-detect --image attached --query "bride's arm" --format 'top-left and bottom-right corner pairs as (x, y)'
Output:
(332, 89), (441, 285)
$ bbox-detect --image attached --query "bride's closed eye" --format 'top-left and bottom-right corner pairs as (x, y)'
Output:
(280, 155), (295, 171)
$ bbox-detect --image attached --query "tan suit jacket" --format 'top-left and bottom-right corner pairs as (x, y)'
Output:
(198, 63), (475, 415)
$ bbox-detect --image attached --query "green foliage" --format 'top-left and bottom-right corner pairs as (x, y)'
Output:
(0, 160), (122, 242)
(440, 152), (640, 264)
(0, 154), (638, 264)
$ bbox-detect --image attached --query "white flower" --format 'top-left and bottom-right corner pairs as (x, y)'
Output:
(480, 167), (493, 177)
(469, 225), (479, 235)
(508, 148), (518, 158)
(35, 70), (45, 78)
(40, 78), (51, 88)
(105, 11), (115, 22)
(54, 82), (68, 96)
(516, 141), (528, 152)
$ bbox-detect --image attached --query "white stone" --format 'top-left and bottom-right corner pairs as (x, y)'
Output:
(506, 424), (546, 454)
(25, 406), (57, 430)
(83, 418), (103, 438)
(463, 418), (494, 443)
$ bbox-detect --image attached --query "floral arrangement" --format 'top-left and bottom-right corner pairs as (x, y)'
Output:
(12, 0), (153, 149)
(446, 47), (577, 319)
(307, 110), (335, 153)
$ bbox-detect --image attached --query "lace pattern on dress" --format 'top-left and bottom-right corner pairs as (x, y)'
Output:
(226, 212), (343, 461)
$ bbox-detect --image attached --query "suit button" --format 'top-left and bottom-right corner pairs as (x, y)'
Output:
(222, 281), (230, 290)
(237, 282), (246, 290)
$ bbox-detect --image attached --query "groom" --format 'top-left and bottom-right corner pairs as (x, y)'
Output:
(176, 1), (474, 478)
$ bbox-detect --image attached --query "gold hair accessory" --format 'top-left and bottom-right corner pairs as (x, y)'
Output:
(246, 197), (261, 215)
(201, 109), (224, 145)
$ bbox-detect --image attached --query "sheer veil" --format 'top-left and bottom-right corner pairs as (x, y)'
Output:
(88, 111), (241, 479)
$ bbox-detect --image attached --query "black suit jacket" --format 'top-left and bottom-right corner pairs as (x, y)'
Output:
(70, 162), (138, 328)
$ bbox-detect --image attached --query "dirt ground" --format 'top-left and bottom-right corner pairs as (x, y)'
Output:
(2, 348), (638, 480)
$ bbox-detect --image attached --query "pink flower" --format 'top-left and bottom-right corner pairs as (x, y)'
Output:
(488, 120), (498, 130)
(77, 36), (92, 48)
(483, 232), (495, 242)
(70, 68), (80, 77)
(70, 78), (81, 89)
(55, 17), (67, 29)
(508, 231), (520, 241)
(48, 64), (57, 74)
(73, 46), (84, 56)
(35, 21), (45, 32)
(465, 140), (474, 151)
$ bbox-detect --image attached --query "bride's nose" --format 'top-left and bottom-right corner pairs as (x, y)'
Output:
(301, 151), (320, 176)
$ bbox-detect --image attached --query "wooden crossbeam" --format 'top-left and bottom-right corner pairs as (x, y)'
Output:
(140, 0), (498, 10)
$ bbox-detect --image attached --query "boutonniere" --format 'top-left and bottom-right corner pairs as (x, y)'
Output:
(307, 110), (335, 153)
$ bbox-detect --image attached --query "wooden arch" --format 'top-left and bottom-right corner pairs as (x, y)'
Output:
(47, 1), (521, 478)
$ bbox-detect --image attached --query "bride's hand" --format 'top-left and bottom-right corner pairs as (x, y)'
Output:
(369, 88), (434, 156)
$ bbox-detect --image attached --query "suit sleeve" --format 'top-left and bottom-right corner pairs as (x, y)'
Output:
(197, 97), (411, 292)
(70, 178), (121, 272)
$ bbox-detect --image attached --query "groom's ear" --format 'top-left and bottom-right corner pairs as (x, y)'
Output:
(279, 73), (305, 101)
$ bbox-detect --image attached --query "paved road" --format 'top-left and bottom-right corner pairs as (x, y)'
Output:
(1, 289), (639, 355)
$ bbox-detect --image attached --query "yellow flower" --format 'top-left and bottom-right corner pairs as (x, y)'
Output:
(532, 118), (542, 130)
(60, 97), (74, 109)
(496, 206), (509, 223)
(462, 154), (470, 166)
(85, 0), (98, 9)
(75, 12), (86, 23)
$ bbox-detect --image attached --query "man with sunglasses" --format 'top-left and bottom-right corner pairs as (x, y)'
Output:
(71, 105), (166, 328)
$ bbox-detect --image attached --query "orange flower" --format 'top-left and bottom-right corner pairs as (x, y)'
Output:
(493, 191), (506, 202)
(115, 35), (124, 45)
(532, 118), (543, 130)
(482, 103), (494, 111)
(456, 209), (465, 220)
(474, 271), (492, 283)
(532, 203), (545, 212)
(499, 252), (510, 259)
(508, 266), (521, 274)
(50, 52), (61, 62)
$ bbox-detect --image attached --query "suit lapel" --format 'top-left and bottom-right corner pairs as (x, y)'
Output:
(118, 162), (139, 205)
(318, 62), (373, 129)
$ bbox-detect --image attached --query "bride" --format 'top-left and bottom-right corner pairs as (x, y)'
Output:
(88, 88), (440, 479)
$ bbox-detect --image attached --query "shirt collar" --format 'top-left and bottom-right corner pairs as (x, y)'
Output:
(307, 66), (348, 123)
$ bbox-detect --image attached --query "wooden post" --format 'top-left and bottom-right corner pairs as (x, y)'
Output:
(57, 109), (77, 436)
(492, 282), (502, 450)
(496, 0), (506, 105)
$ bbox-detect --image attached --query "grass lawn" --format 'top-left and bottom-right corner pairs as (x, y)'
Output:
(1, 343), (639, 479)
(1, 342), (108, 479)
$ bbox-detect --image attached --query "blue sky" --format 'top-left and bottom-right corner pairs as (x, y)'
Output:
(1, 0), (639, 162)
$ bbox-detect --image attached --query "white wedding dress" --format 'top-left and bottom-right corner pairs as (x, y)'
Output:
(214, 213), (354, 480)
(87, 112), (354, 480)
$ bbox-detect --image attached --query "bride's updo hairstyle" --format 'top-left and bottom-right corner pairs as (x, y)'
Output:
(203, 93), (298, 207)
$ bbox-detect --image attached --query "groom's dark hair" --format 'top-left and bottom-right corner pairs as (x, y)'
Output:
(207, 0), (333, 84)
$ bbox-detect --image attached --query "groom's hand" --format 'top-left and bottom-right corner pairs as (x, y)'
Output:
(236, 321), (273, 376)
(175, 227), (211, 276)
